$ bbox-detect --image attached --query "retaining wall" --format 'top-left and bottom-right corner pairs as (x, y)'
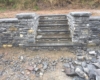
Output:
(0, 12), (100, 48)
(0, 13), (39, 48)
(67, 12), (100, 47)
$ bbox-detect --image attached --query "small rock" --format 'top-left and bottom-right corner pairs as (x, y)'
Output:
(81, 62), (87, 67)
(77, 56), (85, 61)
(64, 67), (77, 76)
(75, 67), (88, 79)
(21, 71), (25, 75)
(73, 76), (85, 80)
(87, 64), (96, 71)
(94, 69), (100, 80)
(20, 56), (24, 61)
(34, 67), (39, 72)
(0, 54), (4, 59)
(26, 71), (30, 75)
(67, 58), (72, 62)
(52, 60), (57, 66)
(61, 69), (65, 72)
(91, 57), (97, 63)
(59, 56), (65, 62)
(38, 64), (43, 69)
(39, 72), (43, 76)
(89, 51), (97, 56)
(42, 62), (48, 70)
(92, 62), (100, 68)
(26, 66), (34, 71)
(63, 63), (70, 68)
(74, 60), (81, 65)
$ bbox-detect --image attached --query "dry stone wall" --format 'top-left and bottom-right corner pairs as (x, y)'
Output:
(0, 18), (19, 47)
(89, 17), (100, 46)
(16, 13), (39, 47)
(0, 12), (100, 48)
(67, 12), (100, 47)
(0, 13), (39, 48)
(67, 12), (91, 45)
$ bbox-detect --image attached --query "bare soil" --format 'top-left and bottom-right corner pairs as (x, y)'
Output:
(0, 9), (100, 18)
(0, 47), (74, 80)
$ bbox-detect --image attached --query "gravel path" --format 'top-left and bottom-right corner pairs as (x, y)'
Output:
(0, 48), (74, 80)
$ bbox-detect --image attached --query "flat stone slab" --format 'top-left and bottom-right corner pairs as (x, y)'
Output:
(89, 16), (100, 21)
(70, 12), (91, 17)
(16, 13), (36, 19)
(0, 18), (18, 23)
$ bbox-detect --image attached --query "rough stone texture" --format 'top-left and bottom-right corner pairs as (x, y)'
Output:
(0, 12), (100, 48)
(16, 13), (39, 47)
(89, 16), (100, 46)
(67, 12), (91, 45)
(0, 13), (39, 47)
(63, 48), (100, 80)
(0, 18), (19, 47)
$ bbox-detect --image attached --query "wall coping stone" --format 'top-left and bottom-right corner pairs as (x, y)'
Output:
(16, 13), (36, 19)
(70, 12), (91, 17)
(0, 18), (18, 23)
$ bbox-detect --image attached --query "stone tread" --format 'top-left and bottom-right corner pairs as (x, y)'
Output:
(25, 42), (73, 47)
(37, 28), (69, 32)
(39, 24), (68, 26)
(36, 34), (70, 39)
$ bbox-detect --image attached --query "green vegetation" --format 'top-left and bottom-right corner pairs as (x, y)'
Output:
(0, 0), (100, 10)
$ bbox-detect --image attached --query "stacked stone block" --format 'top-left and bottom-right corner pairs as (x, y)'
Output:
(0, 12), (100, 48)
(67, 12), (91, 45)
(16, 13), (39, 47)
(0, 13), (39, 48)
(0, 18), (19, 47)
(89, 17), (100, 46)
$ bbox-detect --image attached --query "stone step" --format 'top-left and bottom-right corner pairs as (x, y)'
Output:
(38, 25), (69, 30)
(36, 38), (71, 43)
(36, 34), (70, 39)
(25, 41), (73, 47)
(38, 24), (69, 27)
(39, 19), (68, 22)
(37, 28), (69, 32)
(36, 40), (71, 43)
(36, 38), (71, 40)
(37, 31), (70, 35)
(40, 15), (67, 20)
(39, 21), (67, 25)
(39, 20), (67, 24)
(39, 18), (67, 20)
(39, 24), (68, 27)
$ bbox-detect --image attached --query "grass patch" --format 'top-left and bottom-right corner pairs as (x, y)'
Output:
(0, 7), (7, 12)
(0, 0), (100, 10)
(34, 5), (39, 10)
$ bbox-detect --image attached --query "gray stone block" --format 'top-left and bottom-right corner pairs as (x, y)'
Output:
(0, 18), (18, 23)
(89, 16), (100, 21)
(70, 12), (91, 17)
(16, 13), (36, 19)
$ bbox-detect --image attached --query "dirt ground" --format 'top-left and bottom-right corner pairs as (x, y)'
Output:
(0, 47), (75, 80)
(0, 9), (100, 18)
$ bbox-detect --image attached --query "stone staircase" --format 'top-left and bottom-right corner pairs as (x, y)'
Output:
(32, 15), (73, 47)
(0, 12), (99, 49)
